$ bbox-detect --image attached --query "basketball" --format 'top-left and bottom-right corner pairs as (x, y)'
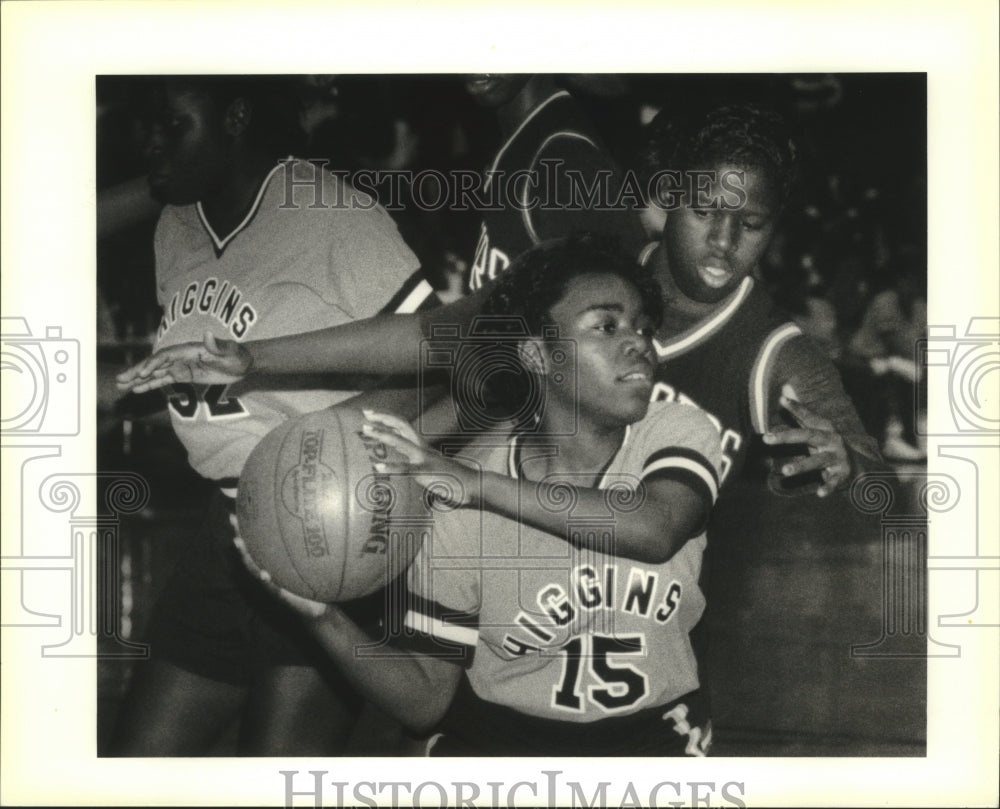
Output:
(236, 406), (427, 602)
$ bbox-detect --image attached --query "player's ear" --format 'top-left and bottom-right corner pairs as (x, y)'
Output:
(517, 338), (547, 377)
(642, 204), (668, 238)
(225, 97), (252, 137)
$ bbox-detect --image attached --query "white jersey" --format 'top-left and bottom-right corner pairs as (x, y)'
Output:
(404, 401), (723, 722)
(153, 158), (428, 484)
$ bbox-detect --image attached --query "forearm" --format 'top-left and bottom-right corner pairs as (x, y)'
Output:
(97, 175), (162, 239)
(475, 472), (690, 564)
(306, 605), (459, 733)
(246, 314), (425, 376)
(245, 286), (489, 377)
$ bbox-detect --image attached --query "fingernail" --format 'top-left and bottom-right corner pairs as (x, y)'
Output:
(260, 570), (270, 582)
(362, 408), (373, 416)
(374, 462), (387, 473)
(361, 423), (373, 433)
(782, 465), (793, 476)
(763, 434), (774, 443)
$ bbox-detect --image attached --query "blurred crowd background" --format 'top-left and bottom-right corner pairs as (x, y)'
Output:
(96, 73), (928, 755)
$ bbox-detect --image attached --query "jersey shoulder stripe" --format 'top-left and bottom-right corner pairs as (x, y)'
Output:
(484, 90), (572, 189)
(522, 130), (602, 245)
(402, 592), (479, 665)
(379, 269), (436, 314)
(642, 446), (719, 503)
(749, 321), (803, 434)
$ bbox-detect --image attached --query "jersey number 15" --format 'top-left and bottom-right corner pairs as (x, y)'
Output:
(553, 633), (649, 713)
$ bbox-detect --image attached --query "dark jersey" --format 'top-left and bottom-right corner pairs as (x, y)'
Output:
(649, 276), (798, 487)
(467, 90), (647, 291)
(641, 246), (882, 492)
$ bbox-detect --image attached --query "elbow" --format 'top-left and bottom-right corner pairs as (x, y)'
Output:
(399, 690), (452, 736)
(394, 663), (458, 735)
(627, 523), (686, 565)
(626, 510), (702, 565)
(639, 543), (681, 566)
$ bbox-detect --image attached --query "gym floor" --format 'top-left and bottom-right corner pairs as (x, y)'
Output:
(96, 408), (926, 758)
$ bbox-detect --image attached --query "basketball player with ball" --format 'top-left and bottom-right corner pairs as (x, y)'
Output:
(109, 76), (434, 756)
(235, 234), (724, 756)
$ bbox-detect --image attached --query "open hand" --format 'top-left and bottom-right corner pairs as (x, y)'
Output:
(361, 410), (477, 508)
(762, 392), (851, 498)
(116, 331), (251, 394)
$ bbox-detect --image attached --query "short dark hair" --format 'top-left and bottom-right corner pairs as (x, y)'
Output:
(140, 75), (304, 158)
(471, 232), (662, 424)
(482, 231), (663, 330)
(643, 102), (798, 205)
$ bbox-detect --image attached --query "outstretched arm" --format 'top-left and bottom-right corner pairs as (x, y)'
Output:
(363, 411), (715, 565)
(116, 284), (490, 394)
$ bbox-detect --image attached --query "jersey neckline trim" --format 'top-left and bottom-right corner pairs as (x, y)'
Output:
(196, 160), (287, 257)
(651, 275), (755, 359)
(484, 90), (572, 191)
(507, 425), (631, 489)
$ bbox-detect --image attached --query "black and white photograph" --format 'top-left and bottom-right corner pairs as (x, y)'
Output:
(2, 3), (997, 808)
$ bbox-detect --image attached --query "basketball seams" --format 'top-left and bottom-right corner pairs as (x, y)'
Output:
(237, 406), (424, 605)
(334, 407), (351, 602)
(275, 417), (321, 601)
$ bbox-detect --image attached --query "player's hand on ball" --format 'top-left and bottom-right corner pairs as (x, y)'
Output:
(762, 388), (850, 498)
(361, 410), (477, 508)
(230, 518), (329, 620)
(116, 331), (251, 394)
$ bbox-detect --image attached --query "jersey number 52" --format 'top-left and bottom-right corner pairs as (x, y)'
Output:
(167, 383), (248, 420)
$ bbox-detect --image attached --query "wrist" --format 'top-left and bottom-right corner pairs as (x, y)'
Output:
(310, 602), (342, 628)
(241, 342), (257, 376)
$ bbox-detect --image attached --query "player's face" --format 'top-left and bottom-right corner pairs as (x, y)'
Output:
(143, 85), (232, 205)
(464, 74), (531, 108)
(541, 273), (656, 428)
(662, 163), (780, 304)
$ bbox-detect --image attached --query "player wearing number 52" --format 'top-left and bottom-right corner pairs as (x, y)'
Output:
(109, 76), (431, 757)
(239, 235), (724, 757)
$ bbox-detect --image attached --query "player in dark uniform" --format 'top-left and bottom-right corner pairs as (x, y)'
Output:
(464, 74), (647, 289)
(109, 76), (431, 756)
(639, 103), (882, 494)
(234, 235), (725, 756)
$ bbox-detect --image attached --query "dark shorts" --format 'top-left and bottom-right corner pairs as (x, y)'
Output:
(146, 490), (392, 687)
(428, 677), (712, 757)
